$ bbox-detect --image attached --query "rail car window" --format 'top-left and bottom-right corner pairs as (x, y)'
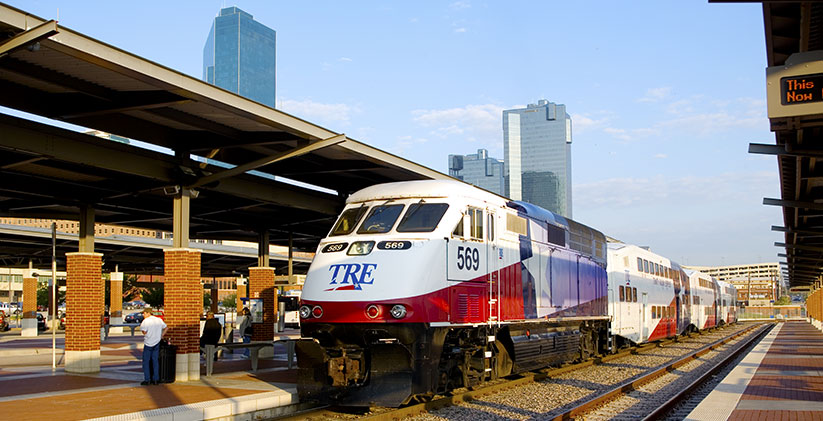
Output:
(652, 306), (657, 319)
(330, 206), (369, 236)
(637, 257), (643, 272)
(506, 213), (527, 236)
(643, 260), (649, 273)
(619, 286), (625, 302)
(632, 287), (638, 303)
(469, 208), (484, 240)
(654, 263), (659, 276)
(357, 204), (404, 234)
(488, 214), (495, 241)
(453, 215), (464, 237)
(397, 203), (449, 232)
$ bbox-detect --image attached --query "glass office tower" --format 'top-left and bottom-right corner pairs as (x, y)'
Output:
(448, 149), (505, 196)
(503, 100), (573, 218)
(203, 7), (276, 108)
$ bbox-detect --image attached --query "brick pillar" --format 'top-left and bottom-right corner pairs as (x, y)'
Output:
(109, 272), (123, 333)
(21, 271), (37, 337)
(65, 252), (103, 373)
(164, 248), (201, 381)
(236, 277), (247, 313)
(248, 267), (275, 341)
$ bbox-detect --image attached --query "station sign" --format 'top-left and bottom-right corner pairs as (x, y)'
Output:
(767, 51), (823, 118)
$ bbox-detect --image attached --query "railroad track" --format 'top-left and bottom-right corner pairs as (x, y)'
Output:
(271, 322), (768, 421)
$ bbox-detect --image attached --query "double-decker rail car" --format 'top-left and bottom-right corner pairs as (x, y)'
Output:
(717, 280), (737, 325)
(606, 243), (693, 346)
(296, 180), (610, 406)
(686, 269), (719, 330)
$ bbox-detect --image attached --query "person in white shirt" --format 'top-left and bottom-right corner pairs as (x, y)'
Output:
(140, 307), (167, 385)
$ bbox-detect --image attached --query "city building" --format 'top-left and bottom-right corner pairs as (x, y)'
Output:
(448, 149), (505, 196)
(503, 99), (573, 218)
(203, 6), (276, 107)
(686, 263), (782, 306)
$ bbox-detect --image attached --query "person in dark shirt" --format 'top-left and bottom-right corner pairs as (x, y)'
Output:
(200, 311), (222, 361)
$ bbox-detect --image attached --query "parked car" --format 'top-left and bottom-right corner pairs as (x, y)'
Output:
(59, 312), (66, 330)
(0, 303), (12, 316)
(124, 311), (143, 324)
(0, 312), (9, 331)
(36, 313), (47, 331)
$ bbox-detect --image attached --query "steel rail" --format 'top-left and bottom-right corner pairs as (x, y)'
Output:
(641, 323), (774, 420)
(554, 322), (768, 421)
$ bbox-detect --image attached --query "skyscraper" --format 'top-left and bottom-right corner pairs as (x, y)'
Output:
(448, 149), (505, 196)
(503, 99), (573, 218)
(203, 7), (276, 108)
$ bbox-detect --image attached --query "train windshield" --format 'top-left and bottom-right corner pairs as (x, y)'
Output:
(397, 203), (449, 232)
(357, 204), (404, 234)
(330, 206), (368, 236)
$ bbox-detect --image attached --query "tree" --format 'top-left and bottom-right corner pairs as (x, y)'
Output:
(142, 286), (164, 308)
(203, 292), (212, 309)
(774, 295), (791, 306)
(221, 293), (236, 309)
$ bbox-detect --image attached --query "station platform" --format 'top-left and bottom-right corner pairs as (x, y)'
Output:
(0, 330), (303, 421)
(687, 321), (823, 420)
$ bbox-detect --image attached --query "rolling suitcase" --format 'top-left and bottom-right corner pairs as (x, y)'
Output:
(158, 340), (177, 383)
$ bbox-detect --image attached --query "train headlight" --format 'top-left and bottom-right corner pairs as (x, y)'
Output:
(299, 305), (312, 319)
(347, 241), (375, 256)
(311, 305), (324, 318)
(390, 304), (407, 319)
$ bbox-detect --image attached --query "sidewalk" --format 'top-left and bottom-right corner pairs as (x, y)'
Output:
(0, 329), (303, 420)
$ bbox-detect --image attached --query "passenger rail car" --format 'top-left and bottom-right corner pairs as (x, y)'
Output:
(296, 180), (610, 406)
(606, 243), (693, 346)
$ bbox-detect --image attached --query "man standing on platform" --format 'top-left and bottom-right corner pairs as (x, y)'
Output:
(140, 307), (167, 385)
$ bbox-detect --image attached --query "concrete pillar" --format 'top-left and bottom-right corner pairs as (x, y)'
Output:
(21, 269), (37, 337)
(109, 271), (123, 333)
(164, 248), (201, 382)
(248, 267), (275, 341)
(65, 252), (103, 373)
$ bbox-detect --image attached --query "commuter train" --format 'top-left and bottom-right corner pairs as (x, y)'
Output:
(296, 180), (735, 406)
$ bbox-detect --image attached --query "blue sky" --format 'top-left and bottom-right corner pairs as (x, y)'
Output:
(8, 1), (780, 267)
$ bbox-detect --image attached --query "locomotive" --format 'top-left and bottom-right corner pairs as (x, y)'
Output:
(296, 180), (735, 406)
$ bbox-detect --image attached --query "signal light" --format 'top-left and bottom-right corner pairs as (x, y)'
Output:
(366, 304), (380, 319)
(311, 306), (323, 318)
(299, 305), (311, 319)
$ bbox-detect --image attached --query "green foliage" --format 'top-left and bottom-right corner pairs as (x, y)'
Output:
(36, 278), (64, 308)
(220, 293), (236, 309)
(203, 292), (212, 308)
(142, 286), (164, 308)
(774, 295), (791, 306)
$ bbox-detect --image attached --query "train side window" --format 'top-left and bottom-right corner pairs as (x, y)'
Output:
(652, 306), (656, 319)
(452, 214), (465, 237)
(654, 263), (659, 276)
(469, 208), (483, 240)
(637, 257), (643, 272)
(619, 286), (624, 302)
(644, 260), (649, 273)
(632, 287), (638, 303)
(487, 213), (494, 241)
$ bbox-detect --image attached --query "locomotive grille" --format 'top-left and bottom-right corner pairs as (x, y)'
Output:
(457, 293), (481, 320)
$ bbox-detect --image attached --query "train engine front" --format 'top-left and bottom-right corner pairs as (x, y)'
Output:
(296, 181), (471, 407)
